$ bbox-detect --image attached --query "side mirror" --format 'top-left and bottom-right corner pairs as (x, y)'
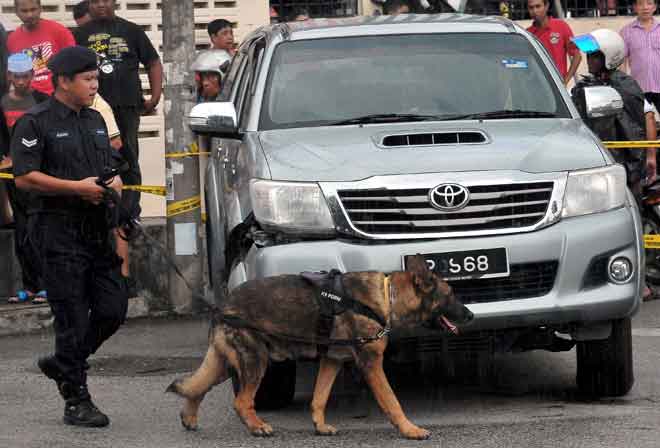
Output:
(188, 102), (238, 136)
(583, 86), (624, 119)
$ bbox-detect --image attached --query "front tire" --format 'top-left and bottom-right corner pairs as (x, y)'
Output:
(232, 360), (297, 410)
(576, 318), (634, 397)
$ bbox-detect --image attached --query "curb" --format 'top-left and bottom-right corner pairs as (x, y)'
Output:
(0, 296), (151, 337)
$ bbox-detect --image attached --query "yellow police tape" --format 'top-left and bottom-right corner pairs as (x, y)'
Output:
(122, 185), (167, 196)
(0, 171), (168, 196)
(165, 141), (210, 158)
(165, 151), (211, 159)
(166, 195), (201, 217)
(603, 141), (660, 149)
(645, 234), (660, 249)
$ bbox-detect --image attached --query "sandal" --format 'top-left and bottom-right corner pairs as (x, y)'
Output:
(31, 290), (47, 305)
(643, 285), (658, 302)
(8, 290), (35, 304)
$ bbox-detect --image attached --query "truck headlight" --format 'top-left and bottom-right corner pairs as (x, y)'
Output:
(250, 179), (335, 235)
(562, 165), (627, 218)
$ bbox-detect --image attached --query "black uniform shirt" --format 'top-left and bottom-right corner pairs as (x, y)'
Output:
(10, 97), (120, 212)
(74, 17), (159, 108)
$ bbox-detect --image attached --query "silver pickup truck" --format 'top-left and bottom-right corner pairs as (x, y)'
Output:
(189, 14), (642, 408)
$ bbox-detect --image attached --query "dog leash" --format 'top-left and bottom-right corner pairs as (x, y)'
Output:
(215, 313), (390, 347)
(97, 172), (395, 338)
(214, 277), (393, 347)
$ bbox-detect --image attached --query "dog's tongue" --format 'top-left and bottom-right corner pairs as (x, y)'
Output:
(441, 315), (459, 335)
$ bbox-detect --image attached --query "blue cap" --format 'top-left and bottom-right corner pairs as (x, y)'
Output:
(7, 53), (33, 74)
(572, 34), (601, 54)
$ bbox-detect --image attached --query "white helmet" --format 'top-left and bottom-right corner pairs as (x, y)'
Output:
(572, 28), (625, 70)
(191, 50), (232, 76)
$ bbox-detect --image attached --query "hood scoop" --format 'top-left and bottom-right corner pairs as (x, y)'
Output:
(380, 131), (488, 148)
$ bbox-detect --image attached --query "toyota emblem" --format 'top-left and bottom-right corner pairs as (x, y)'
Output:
(429, 183), (470, 211)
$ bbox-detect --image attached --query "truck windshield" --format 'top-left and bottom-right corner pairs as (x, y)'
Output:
(260, 33), (570, 130)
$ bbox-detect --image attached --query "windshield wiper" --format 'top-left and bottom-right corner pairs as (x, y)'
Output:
(326, 113), (446, 126)
(438, 109), (558, 121)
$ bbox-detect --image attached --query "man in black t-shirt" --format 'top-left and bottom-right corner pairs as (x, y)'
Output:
(74, 0), (163, 221)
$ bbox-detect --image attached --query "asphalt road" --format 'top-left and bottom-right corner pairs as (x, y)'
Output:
(2, 303), (660, 448)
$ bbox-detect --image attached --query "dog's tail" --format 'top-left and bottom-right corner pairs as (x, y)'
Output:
(166, 345), (229, 398)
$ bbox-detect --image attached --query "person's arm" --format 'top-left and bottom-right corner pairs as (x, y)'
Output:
(564, 52), (582, 85)
(10, 114), (110, 203)
(143, 59), (163, 113)
(91, 94), (122, 148)
(620, 28), (630, 74)
(135, 26), (163, 113)
(15, 171), (108, 204)
(110, 135), (123, 151)
(563, 23), (581, 85)
(646, 110), (657, 182)
(0, 23), (7, 95)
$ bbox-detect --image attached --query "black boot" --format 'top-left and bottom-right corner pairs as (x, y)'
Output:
(61, 384), (110, 428)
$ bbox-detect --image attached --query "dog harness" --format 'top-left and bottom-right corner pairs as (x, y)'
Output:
(215, 271), (392, 348)
(301, 269), (389, 353)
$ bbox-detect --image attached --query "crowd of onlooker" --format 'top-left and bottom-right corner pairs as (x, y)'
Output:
(2, 0), (660, 304)
(0, 0), (239, 305)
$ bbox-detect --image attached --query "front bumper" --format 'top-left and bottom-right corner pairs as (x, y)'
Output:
(228, 206), (642, 333)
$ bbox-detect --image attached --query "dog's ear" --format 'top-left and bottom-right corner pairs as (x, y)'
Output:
(407, 254), (431, 289)
(407, 254), (430, 275)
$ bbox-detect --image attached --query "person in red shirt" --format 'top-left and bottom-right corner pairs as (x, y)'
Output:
(527, 0), (582, 85)
(8, 0), (76, 95)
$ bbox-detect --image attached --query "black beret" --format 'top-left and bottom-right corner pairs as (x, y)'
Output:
(47, 46), (98, 76)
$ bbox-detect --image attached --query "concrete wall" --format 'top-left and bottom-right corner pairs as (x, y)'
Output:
(0, 0), (269, 218)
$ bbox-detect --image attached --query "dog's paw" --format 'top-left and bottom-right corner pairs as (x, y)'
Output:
(179, 412), (198, 431)
(401, 425), (431, 440)
(250, 422), (274, 437)
(315, 423), (338, 436)
(166, 379), (181, 395)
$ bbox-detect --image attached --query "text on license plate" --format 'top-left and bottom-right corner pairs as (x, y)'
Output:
(403, 248), (509, 281)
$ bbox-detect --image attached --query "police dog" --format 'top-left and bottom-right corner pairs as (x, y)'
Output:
(167, 255), (473, 440)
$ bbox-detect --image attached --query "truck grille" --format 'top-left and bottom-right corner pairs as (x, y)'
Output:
(337, 182), (554, 235)
(450, 261), (559, 304)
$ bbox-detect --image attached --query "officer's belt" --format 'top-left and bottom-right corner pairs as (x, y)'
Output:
(38, 197), (104, 216)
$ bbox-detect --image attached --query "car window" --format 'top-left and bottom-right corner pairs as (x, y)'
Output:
(239, 38), (266, 128)
(218, 51), (246, 103)
(260, 33), (570, 130)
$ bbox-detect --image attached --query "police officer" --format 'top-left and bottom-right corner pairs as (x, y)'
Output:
(10, 46), (128, 428)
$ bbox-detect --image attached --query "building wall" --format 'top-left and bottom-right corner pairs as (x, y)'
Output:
(0, 0), (269, 217)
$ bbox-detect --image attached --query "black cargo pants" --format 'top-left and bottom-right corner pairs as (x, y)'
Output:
(35, 212), (128, 386)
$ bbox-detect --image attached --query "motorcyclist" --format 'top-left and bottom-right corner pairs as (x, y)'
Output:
(571, 28), (657, 193)
(191, 50), (231, 103)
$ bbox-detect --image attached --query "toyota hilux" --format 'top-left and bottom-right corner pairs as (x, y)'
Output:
(189, 14), (643, 408)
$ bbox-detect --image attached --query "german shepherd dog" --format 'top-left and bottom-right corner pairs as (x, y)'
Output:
(167, 255), (474, 440)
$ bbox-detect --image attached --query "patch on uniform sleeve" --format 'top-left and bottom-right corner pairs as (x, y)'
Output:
(95, 129), (107, 135)
(21, 138), (38, 147)
(501, 59), (528, 69)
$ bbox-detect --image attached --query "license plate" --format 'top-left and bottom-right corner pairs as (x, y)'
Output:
(403, 248), (509, 281)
